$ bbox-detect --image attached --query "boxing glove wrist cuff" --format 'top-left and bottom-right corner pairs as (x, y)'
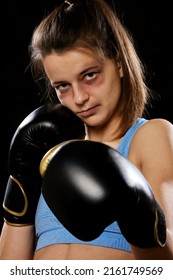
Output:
(4, 219), (32, 227)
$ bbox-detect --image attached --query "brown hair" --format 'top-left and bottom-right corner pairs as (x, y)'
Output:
(29, 0), (151, 136)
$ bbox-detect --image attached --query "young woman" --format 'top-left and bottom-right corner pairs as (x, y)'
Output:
(0, 0), (173, 260)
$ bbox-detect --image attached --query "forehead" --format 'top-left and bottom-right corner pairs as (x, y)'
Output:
(44, 47), (104, 64)
(42, 48), (105, 78)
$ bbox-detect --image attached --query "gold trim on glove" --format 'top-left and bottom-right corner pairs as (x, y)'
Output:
(154, 209), (166, 247)
(39, 139), (82, 177)
(4, 218), (31, 227)
(39, 144), (60, 177)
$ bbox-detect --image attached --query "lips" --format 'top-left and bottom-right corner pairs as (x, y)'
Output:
(78, 105), (98, 117)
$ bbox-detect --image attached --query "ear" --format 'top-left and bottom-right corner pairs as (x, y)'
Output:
(117, 60), (123, 78)
(115, 53), (123, 78)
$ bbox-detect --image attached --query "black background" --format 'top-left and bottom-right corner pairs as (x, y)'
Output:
(0, 0), (172, 233)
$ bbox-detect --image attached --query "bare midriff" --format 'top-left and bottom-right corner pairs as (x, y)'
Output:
(33, 243), (134, 260)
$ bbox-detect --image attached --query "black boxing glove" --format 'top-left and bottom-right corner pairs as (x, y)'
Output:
(41, 140), (166, 248)
(3, 104), (84, 226)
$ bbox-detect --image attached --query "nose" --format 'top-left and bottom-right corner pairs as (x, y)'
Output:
(73, 84), (89, 105)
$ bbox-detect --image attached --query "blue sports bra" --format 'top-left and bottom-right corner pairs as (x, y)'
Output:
(35, 118), (148, 252)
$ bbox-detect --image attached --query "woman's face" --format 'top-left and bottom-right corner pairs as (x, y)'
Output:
(42, 48), (123, 128)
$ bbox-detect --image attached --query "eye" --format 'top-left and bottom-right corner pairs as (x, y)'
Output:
(56, 83), (70, 92)
(84, 72), (97, 81)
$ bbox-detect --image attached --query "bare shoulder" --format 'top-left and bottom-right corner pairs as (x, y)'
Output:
(129, 118), (173, 167)
(133, 118), (173, 148)
(140, 118), (172, 135)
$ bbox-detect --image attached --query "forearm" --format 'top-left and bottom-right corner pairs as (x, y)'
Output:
(0, 222), (35, 260)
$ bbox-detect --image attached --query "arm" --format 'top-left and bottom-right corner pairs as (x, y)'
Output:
(41, 139), (167, 251)
(0, 104), (84, 260)
(129, 119), (173, 259)
(0, 224), (35, 260)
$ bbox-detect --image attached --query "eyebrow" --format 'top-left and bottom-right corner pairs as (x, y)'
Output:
(51, 65), (100, 87)
(79, 65), (99, 76)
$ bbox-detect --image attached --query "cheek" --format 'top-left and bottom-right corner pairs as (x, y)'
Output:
(55, 91), (66, 105)
(104, 77), (122, 105)
(93, 74), (104, 87)
(84, 75), (106, 96)
(55, 90), (61, 101)
(109, 71), (122, 93)
(55, 91), (73, 108)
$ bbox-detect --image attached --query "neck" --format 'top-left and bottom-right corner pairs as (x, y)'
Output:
(84, 119), (123, 149)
